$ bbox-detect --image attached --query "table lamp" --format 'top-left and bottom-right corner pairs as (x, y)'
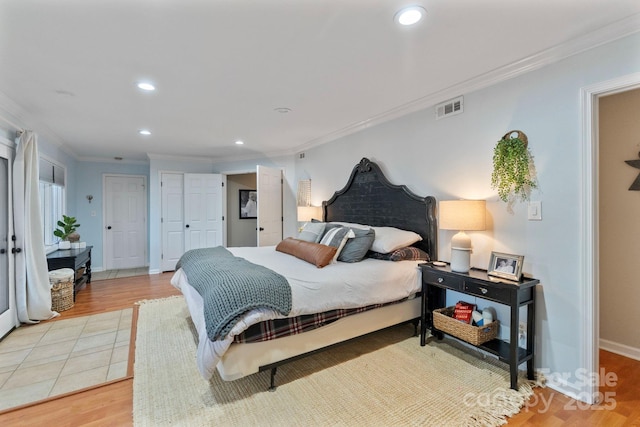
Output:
(439, 200), (486, 273)
(297, 206), (322, 222)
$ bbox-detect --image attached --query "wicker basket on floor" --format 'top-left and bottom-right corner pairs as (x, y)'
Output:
(433, 306), (498, 346)
(49, 268), (75, 312)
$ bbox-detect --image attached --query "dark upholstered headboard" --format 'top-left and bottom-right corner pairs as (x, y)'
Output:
(323, 158), (437, 260)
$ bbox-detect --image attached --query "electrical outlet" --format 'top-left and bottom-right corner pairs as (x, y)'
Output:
(518, 322), (527, 348)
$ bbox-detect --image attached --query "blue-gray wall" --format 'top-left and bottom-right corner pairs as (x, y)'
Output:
(294, 32), (640, 399)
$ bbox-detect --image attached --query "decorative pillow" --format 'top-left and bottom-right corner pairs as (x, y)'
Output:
(319, 226), (355, 262)
(367, 246), (430, 262)
(338, 228), (375, 263)
(275, 238), (337, 268)
(298, 222), (326, 243)
(369, 226), (422, 254)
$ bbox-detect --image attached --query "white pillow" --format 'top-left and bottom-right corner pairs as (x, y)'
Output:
(369, 226), (422, 254)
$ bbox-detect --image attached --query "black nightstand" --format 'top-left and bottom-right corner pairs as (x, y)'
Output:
(420, 264), (539, 390)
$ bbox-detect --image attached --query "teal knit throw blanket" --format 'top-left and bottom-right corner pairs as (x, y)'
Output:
(176, 247), (292, 341)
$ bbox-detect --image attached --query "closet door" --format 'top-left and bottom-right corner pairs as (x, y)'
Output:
(184, 174), (223, 251)
(0, 142), (16, 337)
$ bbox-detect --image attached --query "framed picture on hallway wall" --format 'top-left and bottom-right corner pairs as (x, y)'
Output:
(239, 189), (257, 219)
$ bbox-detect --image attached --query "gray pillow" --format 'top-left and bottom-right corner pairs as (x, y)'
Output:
(338, 228), (375, 263)
(298, 222), (326, 243)
(319, 226), (350, 248)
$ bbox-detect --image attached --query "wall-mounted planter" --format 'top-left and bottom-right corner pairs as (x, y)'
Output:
(491, 130), (538, 204)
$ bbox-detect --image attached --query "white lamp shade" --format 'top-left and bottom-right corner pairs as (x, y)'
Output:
(440, 200), (486, 273)
(439, 200), (486, 231)
(297, 206), (322, 222)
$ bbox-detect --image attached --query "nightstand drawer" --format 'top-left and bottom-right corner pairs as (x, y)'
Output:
(422, 269), (463, 291)
(463, 281), (510, 302)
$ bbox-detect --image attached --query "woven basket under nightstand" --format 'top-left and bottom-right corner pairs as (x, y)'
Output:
(432, 306), (498, 346)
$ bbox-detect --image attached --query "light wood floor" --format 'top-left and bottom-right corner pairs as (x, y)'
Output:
(1, 273), (639, 426)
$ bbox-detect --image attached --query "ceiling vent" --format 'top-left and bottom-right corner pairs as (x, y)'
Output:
(435, 96), (463, 120)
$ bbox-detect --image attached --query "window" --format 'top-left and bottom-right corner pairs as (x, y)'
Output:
(39, 157), (65, 250)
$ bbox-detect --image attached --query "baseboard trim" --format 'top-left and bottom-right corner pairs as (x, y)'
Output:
(600, 338), (640, 361)
(148, 269), (161, 275)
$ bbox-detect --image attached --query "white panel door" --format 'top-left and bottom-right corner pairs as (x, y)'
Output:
(256, 165), (282, 246)
(161, 173), (184, 271)
(104, 175), (147, 270)
(184, 174), (222, 250)
(0, 143), (16, 337)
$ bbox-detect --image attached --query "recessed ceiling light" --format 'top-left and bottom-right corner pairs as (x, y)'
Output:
(137, 82), (156, 91)
(394, 6), (426, 26)
(274, 107), (291, 113)
(138, 129), (151, 136)
(235, 140), (244, 145)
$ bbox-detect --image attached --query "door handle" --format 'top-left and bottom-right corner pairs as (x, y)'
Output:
(0, 249), (5, 254)
(259, 227), (265, 231)
(11, 247), (22, 254)
(185, 224), (190, 228)
(107, 226), (112, 230)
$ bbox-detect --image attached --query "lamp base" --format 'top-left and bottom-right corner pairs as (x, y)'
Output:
(450, 247), (471, 273)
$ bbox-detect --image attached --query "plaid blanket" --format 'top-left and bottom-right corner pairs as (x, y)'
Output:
(233, 298), (407, 343)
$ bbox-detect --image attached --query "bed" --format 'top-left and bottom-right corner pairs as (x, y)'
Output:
(171, 157), (437, 388)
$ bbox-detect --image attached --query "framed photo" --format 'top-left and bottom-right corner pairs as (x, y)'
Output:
(487, 252), (524, 281)
(239, 189), (257, 219)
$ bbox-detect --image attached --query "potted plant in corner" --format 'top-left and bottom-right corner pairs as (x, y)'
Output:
(491, 130), (538, 205)
(54, 215), (81, 250)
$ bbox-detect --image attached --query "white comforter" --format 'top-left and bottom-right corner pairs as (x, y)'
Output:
(170, 246), (422, 379)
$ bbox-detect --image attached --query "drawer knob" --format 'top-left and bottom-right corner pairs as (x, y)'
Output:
(437, 277), (444, 283)
(479, 287), (488, 294)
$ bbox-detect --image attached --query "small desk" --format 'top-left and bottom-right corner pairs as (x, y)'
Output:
(420, 264), (538, 390)
(46, 246), (92, 297)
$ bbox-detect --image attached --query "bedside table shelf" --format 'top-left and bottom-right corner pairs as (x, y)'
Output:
(480, 339), (532, 363)
(420, 264), (539, 390)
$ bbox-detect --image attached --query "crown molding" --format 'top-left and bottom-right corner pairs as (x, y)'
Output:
(146, 152), (215, 164)
(209, 147), (297, 165)
(77, 156), (150, 165)
(295, 13), (640, 153)
(0, 90), (80, 160)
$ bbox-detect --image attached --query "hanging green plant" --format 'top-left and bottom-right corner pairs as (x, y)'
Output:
(491, 130), (537, 203)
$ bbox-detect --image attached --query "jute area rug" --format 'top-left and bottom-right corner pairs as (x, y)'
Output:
(134, 296), (542, 426)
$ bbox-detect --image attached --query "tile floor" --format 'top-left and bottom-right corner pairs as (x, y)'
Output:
(91, 267), (148, 281)
(0, 308), (132, 411)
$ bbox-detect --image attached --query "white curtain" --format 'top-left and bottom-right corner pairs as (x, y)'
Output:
(13, 131), (58, 323)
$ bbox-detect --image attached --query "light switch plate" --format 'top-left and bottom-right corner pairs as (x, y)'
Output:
(528, 201), (542, 220)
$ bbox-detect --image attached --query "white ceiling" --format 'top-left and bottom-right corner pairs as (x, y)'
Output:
(1, 0), (639, 162)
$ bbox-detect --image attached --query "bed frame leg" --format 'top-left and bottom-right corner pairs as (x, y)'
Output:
(268, 367), (277, 392)
(412, 319), (419, 337)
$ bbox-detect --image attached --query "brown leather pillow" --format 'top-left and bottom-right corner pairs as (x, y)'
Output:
(275, 238), (337, 268)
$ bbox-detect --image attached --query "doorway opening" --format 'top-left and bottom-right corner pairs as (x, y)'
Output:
(581, 72), (640, 404)
(226, 172), (257, 247)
